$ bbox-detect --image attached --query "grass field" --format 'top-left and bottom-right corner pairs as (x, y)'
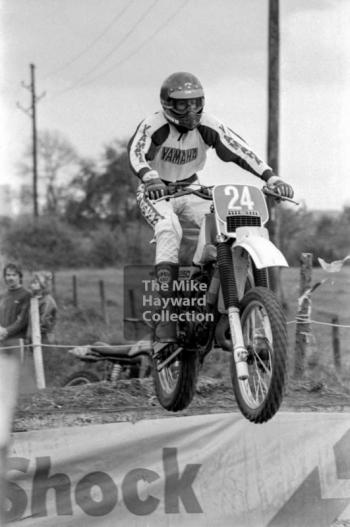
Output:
(19, 265), (350, 386)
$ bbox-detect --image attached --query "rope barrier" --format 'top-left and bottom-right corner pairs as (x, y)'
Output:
(1, 315), (349, 355)
(0, 342), (150, 351)
(0, 345), (26, 351)
(287, 319), (350, 329)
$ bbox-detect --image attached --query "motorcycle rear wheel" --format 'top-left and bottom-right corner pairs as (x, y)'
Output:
(63, 370), (100, 387)
(152, 345), (199, 412)
(230, 286), (287, 423)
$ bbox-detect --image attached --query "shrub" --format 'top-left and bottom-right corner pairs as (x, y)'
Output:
(88, 222), (155, 266)
(89, 226), (126, 267)
(1, 215), (86, 270)
(1, 216), (155, 270)
(125, 222), (155, 264)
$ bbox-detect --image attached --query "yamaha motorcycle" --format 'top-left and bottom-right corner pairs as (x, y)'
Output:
(150, 182), (295, 423)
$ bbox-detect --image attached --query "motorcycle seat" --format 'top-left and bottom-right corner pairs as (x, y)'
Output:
(90, 340), (152, 358)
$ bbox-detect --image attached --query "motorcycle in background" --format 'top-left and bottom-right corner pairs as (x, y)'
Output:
(63, 340), (152, 386)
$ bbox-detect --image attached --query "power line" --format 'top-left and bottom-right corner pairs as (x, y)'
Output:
(78, 0), (190, 87)
(54, 0), (160, 96)
(43, 0), (135, 80)
(49, 0), (188, 99)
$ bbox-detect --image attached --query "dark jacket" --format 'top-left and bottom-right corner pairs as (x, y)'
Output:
(0, 286), (31, 339)
(27, 293), (57, 343)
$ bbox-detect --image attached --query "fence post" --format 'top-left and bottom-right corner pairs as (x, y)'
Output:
(72, 275), (78, 307)
(332, 316), (341, 371)
(294, 252), (313, 379)
(30, 296), (46, 389)
(99, 280), (109, 324)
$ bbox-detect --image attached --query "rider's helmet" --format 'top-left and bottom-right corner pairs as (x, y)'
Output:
(160, 72), (205, 130)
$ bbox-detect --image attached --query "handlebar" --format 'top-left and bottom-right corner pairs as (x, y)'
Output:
(155, 183), (299, 205)
(155, 184), (213, 202)
(262, 186), (300, 205)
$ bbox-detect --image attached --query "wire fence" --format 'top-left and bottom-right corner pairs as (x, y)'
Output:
(2, 254), (348, 386)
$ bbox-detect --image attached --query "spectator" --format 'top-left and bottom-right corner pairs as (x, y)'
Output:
(0, 263), (30, 522)
(27, 271), (57, 344)
(0, 263), (31, 350)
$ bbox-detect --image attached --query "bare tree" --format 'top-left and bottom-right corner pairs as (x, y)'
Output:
(18, 130), (79, 215)
(38, 130), (78, 214)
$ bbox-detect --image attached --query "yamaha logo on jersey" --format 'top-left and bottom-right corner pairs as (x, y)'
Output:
(161, 147), (198, 165)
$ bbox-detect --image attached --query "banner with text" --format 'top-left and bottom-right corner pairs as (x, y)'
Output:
(6, 412), (350, 526)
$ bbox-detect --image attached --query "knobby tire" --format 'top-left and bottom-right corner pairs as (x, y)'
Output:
(152, 347), (199, 412)
(230, 286), (288, 423)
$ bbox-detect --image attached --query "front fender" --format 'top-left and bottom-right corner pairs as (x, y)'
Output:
(233, 227), (288, 269)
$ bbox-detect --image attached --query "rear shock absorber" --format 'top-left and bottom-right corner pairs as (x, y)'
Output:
(217, 241), (248, 380)
(111, 363), (122, 383)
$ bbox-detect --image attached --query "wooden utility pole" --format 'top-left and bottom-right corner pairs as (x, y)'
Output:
(267, 0), (282, 296)
(30, 64), (39, 218)
(267, 0), (279, 175)
(17, 63), (45, 218)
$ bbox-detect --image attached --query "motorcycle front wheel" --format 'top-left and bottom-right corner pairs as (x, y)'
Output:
(230, 286), (287, 423)
(152, 344), (199, 412)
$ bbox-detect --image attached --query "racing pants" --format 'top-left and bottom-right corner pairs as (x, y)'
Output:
(136, 183), (211, 264)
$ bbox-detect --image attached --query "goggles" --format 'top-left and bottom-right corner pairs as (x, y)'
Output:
(171, 97), (204, 115)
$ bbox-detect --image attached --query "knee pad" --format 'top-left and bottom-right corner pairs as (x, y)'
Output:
(154, 212), (182, 243)
(154, 213), (182, 264)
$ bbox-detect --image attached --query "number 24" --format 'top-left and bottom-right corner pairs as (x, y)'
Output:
(225, 185), (255, 210)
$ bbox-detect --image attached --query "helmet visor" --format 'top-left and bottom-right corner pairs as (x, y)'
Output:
(171, 97), (204, 116)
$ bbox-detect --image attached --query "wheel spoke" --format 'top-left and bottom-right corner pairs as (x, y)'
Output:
(254, 360), (269, 393)
(254, 347), (272, 376)
(249, 357), (269, 403)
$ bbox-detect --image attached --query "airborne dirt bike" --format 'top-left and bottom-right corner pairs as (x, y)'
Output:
(150, 182), (296, 423)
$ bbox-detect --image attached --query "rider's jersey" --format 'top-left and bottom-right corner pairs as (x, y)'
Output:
(128, 111), (273, 183)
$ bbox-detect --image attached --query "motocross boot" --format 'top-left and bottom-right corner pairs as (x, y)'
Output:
(154, 262), (179, 343)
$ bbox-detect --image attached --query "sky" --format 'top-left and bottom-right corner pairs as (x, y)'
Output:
(1, 0), (350, 210)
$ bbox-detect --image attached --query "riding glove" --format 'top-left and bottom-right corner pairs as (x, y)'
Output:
(267, 176), (294, 199)
(143, 171), (167, 200)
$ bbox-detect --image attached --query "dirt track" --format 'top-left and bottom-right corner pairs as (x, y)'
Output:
(13, 374), (350, 431)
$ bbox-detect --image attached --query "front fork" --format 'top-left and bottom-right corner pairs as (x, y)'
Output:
(227, 307), (248, 380)
(217, 241), (249, 380)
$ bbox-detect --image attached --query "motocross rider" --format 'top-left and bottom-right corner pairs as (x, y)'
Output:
(128, 71), (294, 343)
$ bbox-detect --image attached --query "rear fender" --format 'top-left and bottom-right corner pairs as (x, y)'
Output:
(233, 227), (288, 269)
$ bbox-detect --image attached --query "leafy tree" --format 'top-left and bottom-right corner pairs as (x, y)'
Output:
(279, 204), (350, 265)
(325, 206), (350, 260)
(65, 139), (140, 228)
(278, 203), (316, 265)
